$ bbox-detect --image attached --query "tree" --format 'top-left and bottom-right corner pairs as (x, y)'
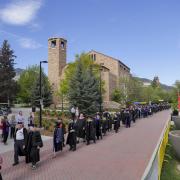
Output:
(31, 71), (52, 108)
(118, 76), (143, 104)
(68, 56), (101, 115)
(58, 79), (69, 111)
(170, 80), (180, 109)
(112, 89), (126, 103)
(151, 76), (160, 88)
(127, 77), (143, 102)
(0, 40), (18, 103)
(17, 65), (39, 103)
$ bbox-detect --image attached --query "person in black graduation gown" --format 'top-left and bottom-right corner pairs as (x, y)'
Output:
(53, 121), (64, 157)
(130, 107), (136, 123)
(125, 109), (131, 128)
(85, 116), (96, 145)
(121, 108), (126, 125)
(76, 113), (86, 143)
(106, 113), (111, 132)
(26, 126), (43, 170)
(66, 120), (77, 151)
(103, 110), (111, 132)
(101, 116), (107, 136)
(113, 113), (120, 133)
(94, 113), (102, 140)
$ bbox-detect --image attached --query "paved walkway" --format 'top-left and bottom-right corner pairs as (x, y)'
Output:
(1, 110), (171, 180)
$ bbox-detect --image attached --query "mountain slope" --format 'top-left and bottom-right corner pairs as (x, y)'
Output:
(135, 77), (173, 91)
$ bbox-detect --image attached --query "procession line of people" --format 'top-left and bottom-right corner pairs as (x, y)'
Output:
(0, 103), (170, 180)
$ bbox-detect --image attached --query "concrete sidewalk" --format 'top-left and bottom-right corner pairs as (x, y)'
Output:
(1, 110), (171, 180)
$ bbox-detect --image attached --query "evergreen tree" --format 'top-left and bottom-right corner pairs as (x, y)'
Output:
(31, 71), (52, 108)
(112, 89), (125, 103)
(0, 40), (17, 103)
(151, 76), (160, 88)
(68, 60), (101, 115)
(68, 60), (84, 108)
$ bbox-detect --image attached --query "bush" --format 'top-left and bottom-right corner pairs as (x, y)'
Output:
(64, 111), (71, 117)
(50, 110), (55, 117)
(172, 109), (179, 116)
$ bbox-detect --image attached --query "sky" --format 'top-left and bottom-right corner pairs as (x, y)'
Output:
(0, 0), (180, 86)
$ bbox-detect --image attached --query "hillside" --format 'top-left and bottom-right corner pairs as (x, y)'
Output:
(136, 77), (173, 91)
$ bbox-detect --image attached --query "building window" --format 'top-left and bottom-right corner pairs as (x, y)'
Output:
(61, 41), (65, 49)
(51, 40), (56, 48)
(90, 54), (96, 61)
(91, 54), (94, 60)
(94, 54), (96, 61)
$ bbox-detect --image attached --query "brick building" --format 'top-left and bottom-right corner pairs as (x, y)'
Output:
(48, 37), (130, 105)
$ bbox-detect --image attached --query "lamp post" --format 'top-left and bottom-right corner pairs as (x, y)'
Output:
(39, 60), (48, 128)
(99, 63), (104, 114)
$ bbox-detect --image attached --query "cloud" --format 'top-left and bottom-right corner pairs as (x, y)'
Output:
(29, 22), (42, 31)
(0, 30), (43, 49)
(18, 38), (42, 49)
(0, 0), (43, 25)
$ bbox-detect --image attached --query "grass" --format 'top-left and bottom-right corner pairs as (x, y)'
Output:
(161, 125), (180, 180)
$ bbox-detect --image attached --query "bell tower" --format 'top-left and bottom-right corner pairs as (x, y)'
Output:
(48, 37), (67, 103)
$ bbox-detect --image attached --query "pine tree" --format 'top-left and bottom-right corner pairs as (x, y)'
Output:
(68, 60), (84, 108)
(151, 76), (160, 88)
(69, 60), (101, 115)
(31, 71), (52, 108)
(0, 40), (18, 103)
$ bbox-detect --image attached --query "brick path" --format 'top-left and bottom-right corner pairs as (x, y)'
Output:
(1, 110), (170, 180)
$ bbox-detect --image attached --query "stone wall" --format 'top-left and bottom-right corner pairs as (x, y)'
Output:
(88, 50), (130, 101)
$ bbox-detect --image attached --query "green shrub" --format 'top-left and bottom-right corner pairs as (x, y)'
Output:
(50, 111), (55, 117)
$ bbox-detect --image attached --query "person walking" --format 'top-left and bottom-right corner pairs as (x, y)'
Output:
(53, 121), (64, 157)
(13, 122), (28, 166)
(10, 115), (16, 138)
(125, 109), (131, 128)
(70, 106), (76, 121)
(66, 119), (77, 151)
(85, 116), (96, 145)
(16, 111), (25, 124)
(28, 113), (34, 127)
(76, 113), (86, 143)
(2, 116), (10, 145)
(75, 107), (79, 120)
(94, 113), (102, 140)
(113, 113), (120, 133)
(26, 126), (43, 170)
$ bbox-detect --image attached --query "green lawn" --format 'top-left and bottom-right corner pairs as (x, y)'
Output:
(161, 134), (180, 180)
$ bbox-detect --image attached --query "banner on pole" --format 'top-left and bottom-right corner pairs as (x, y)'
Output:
(178, 96), (180, 111)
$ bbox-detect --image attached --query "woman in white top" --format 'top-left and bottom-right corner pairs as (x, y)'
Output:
(16, 111), (25, 124)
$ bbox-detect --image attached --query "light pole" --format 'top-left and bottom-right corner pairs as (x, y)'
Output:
(99, 63), (104, 114)
(39, 60), (48, 128)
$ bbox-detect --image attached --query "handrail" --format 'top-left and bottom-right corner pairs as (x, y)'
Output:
(141, 112), (171, 180)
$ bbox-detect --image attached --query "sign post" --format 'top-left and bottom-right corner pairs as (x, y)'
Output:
(178, 95), (180, 112)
